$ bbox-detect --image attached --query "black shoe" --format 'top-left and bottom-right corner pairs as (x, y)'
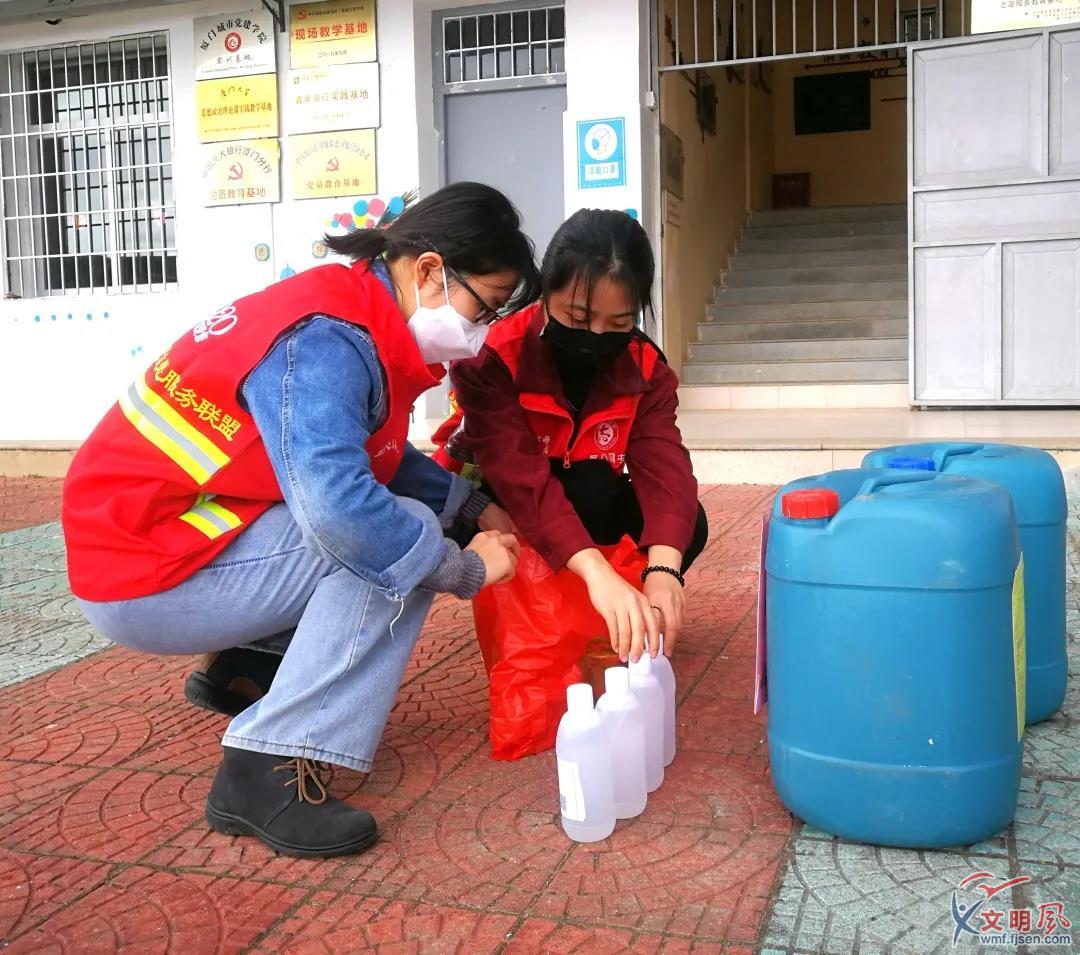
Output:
(205, 746), (378, 858)
(184, 648), (282, 716)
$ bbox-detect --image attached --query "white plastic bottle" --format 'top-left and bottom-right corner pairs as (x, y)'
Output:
(628, 653), (665, 792)
(595, 667), (648, 819)
(652, 637), (677, 767)
(555, 683), (616, 842)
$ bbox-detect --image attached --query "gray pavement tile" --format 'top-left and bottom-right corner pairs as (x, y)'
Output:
(1011, 776), (1080, 866)
(0, 524), (104, 689)
(0, 622), (107, 689)
(1024, 718), (1080, 780)
(0, 522), (63, 549)
(1014, 863), (1079, 934)
(762, 839), (1025, 953)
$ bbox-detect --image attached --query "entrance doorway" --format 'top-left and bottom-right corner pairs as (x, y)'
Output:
(434, 3), (567, 255)
(656, 0), (974, 404)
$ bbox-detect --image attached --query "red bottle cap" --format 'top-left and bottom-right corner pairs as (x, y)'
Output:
(781, 488), (841, 520)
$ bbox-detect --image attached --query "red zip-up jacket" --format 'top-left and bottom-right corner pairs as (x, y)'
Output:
(448, 305), (698, 571)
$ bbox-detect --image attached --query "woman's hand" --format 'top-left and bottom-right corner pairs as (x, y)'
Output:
(643, 570), (685, 654)
(568, 549), (660, 664)
(466, 530), (520, 586)
(477, 502), (517, 535)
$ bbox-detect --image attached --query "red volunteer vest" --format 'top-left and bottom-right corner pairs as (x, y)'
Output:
(63, 262), (440, 601)
(433, 304), (659, 474)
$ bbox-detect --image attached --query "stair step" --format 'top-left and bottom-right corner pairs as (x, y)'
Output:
(746, 220), (908, 240)
(707, 299), (908, 323)
(681, 358), (909, 386)
(698, 317), (909, 343)
(733, 248), (907, 269)
(715, 281), (908, 305)
(751, 204), (906, 226)
(739, 234), (907, 254)
(724, 264), (908, 287)
(690, 337), (907, 363)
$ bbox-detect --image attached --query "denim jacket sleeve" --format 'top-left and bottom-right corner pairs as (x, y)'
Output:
(241, 316), (449, 599)
(388, 442), (473, 530)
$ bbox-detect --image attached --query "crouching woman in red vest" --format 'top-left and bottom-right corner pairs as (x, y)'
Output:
(435, 209), (708, 663)
(62, 183), (534, 858)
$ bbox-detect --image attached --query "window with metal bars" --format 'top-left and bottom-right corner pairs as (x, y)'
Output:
(443, 5), (565, 85)
(0, 34), (176, 299)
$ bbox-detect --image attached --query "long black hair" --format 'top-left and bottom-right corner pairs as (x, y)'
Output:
(541, 209), (655, 321)
(324, 182), (541, 311)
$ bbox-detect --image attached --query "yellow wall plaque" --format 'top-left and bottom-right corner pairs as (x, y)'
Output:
(199, 139), (281, 206)
(196, 74), (279, 143)
(289, 129), (376, 199)
(289, 1), (377, 67)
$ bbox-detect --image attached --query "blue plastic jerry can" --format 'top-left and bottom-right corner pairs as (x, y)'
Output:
(766, 468), (1023, 849)
(864, 443), (1066, 724)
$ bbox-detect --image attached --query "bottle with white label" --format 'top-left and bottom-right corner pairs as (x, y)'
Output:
(595, 666), (648, 819)
(555, 683), (616, 842)
(628, 653), (665, 792)
(652, 637), (677, 767)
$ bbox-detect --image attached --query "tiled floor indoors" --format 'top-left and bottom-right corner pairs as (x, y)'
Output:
(0, 478), (1076, 953)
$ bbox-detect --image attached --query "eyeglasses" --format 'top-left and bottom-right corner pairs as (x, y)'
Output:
(446, 266), (506, 326)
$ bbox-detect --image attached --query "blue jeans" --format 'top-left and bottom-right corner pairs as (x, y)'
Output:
(77, 500), (437, 772)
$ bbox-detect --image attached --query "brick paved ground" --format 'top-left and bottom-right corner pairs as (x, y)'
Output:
(0, 481), (786, 952)
(0, 478), (1076, 953)
(0, 477), (64, 533)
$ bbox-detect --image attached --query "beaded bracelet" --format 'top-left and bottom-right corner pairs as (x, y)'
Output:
(641, 565), (685, 588)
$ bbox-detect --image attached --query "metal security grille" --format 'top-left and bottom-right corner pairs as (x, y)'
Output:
(661, 0), (972, 70)
(0, 34), (177, 299)
(442, 5), (565, 84)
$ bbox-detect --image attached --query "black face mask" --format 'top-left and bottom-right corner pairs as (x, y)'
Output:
(542, 317), (632, 368)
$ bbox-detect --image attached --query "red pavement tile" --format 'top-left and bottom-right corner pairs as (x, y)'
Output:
(3, 867), (304, 953)
(0, 648), (186, 709)
(0, 760), (100, 821)
(0, 486), (794, 951)
(0, 477), (64, 533)
(116, 709), (227, 777)
(0, 849), (112, 941)
(637, 751), (789, 834)
(0, 700), (156, 767)
(0, 769), (209, 863)
(675, 696), (769, 760)
(532, 827), (786, 940)
(505, 919), (745, 953)
(390, 646), (490, 733)
(253, 895), (518, 953)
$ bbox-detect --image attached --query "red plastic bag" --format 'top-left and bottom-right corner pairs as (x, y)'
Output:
(472, 536), (648, 760)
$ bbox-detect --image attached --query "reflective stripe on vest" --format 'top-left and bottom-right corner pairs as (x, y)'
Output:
(178, 493), (244, 539)
(119, 378), (231, 485)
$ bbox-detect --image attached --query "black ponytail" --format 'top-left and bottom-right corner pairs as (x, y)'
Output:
(324, 181), (541, 311)
(324, 226), (391, 261)
(541, 209), (655, 322)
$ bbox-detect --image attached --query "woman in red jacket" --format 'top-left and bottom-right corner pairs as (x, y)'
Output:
(436, 209), (707, 663)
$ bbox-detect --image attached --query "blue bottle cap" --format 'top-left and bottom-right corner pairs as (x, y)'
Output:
(886, 456), (936, 471)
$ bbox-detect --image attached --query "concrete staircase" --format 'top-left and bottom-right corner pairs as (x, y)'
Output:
(683, 205), (909, 388)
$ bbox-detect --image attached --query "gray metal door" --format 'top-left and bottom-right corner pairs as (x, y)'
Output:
(910, 26), (1080, 406)
(444, 84), (566, 254)
(434, 3), (566, 256)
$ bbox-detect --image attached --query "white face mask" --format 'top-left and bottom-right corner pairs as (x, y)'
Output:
(408, 267), (490, 364)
